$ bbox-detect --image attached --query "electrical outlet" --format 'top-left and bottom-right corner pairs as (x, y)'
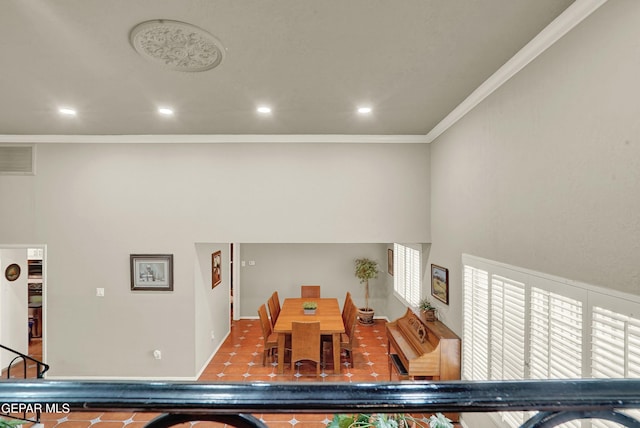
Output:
(249, 260), (255, 266)
(96, 288), (105, 297)
(153, 350), (162, 360)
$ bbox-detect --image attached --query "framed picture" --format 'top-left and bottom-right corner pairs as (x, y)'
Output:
(387, 249), (394, 276)
(5, 263), (21, 281)
(212, 250), (222, 288)
(130, 254), (173, 291)
(431, 264), (449, 305)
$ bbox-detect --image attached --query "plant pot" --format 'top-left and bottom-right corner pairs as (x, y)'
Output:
(357, 307), (375, 326)
(304, 309), (316, 315)
(421, 309), (437, 322)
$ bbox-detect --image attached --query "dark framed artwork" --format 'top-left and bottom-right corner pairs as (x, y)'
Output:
(387, 249), (394, 276)
(431, 264), (449, 305)
(5, 263), (21, 281)
(130, 254), (173, 291)
(212, 250), (222, 288)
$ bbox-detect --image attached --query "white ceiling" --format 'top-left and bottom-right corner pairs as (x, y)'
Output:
(0, 0), (578, 139)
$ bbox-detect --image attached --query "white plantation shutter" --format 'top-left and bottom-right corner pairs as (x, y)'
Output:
(393, 244), (421, 307)
(491, 275), (526, 428)
(394, 247), (406, 298)
(530, 288), (583, 379)
(530, 287), (551, 379)
(592, 307), (626, 378)
(463, 255), (640, 428)
(462, 265), (489, 380)
(490, 275), (526, 381)
(591, 307), (640, 428)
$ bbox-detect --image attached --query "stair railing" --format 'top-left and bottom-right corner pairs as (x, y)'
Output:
(0, 343), (49, 425)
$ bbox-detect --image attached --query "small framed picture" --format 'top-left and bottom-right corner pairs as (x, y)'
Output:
(5, 263), (21, 281)
(388, 249), (394, 276)
(212, 250), (222, 288)
(431, 264), (449, 305)
(130, 254), (173, 291)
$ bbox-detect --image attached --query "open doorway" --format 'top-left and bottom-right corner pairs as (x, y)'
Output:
(0, 245), (45, 378)
(230, 243), (234, 322)
(27, 247), (44, 366)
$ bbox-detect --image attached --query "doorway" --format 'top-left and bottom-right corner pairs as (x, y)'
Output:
(27, 247), (44, 366)
(230, 243), (234, 322)
(0, 245), (46, 377)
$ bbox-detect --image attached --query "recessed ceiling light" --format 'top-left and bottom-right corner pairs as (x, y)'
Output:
(58, 107), (77, 116)
(357, 106), (372, 114)
(257, 106), (272, 114)
(158, 107), (174, 116)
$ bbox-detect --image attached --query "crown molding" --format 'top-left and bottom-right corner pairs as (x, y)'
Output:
(425, 0), (609, 144)
(0, 134), (428, 144)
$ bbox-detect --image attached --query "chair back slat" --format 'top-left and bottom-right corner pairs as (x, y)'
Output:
(268, 292), (281, 327)
(291, 321), (321, 376)
(301, 285), (321, 298)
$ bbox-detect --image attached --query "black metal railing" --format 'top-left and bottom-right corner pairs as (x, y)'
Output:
(0, 344), (49, 380)
(0, 343), (49, 424)
(1, 379), (640, 427)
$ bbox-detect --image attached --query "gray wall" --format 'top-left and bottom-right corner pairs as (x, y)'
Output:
(0, 142), (430, 378)
(429, 2), (640, 427)
(194, 243), (230, 375)
(238, 243), (391, 318)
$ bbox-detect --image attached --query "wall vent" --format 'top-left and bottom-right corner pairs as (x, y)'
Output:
(0, 145), (35, 175)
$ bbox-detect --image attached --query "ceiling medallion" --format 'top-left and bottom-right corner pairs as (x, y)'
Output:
(130, 20), (224, 72)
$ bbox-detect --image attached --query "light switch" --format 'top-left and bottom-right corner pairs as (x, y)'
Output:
(96, 288), (105, 297)
(241, 261), (246, 267)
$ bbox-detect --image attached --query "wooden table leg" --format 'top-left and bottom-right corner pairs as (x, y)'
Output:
(278, 333), (286, 374)
(332, 333), (341, 374)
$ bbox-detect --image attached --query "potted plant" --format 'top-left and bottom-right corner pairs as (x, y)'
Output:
(327, 412), (453, 428)
(303, 301), (317, 315)
(0, 418), (23, 428)
(354, 257), (379, 325)
(418, 298), (437, 322)
(428, 413), (453, 428)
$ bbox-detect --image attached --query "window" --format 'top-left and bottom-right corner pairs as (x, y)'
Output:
(393, 243), (421, 307)
(462, 254), (640, 428)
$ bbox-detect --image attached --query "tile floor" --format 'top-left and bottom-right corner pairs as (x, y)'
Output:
(6, 319), (438, 427)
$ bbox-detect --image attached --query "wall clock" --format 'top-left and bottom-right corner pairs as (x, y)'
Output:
(5, 263), (21, 281)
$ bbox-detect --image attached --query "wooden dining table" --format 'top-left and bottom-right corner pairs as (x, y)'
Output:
(273, 297), (345, 374)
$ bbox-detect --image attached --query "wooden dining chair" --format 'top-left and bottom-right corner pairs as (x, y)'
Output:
(291, 321), (321, 377)
(342, 291), (354, 327)
(340, 301), (359, 366)
(258, 304), (279, 366)
(301, 285), (321, 298)
(267, 291), (281, 328)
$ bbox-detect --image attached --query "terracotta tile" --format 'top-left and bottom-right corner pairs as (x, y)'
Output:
(91, 422), (126, 428)
(259, 421), (293, 428)
(223, 364), (251, 374)
(293, 413), (332, 422)
(40, 412), (64, 421)
(122, 423), (154, 428)
(99, 412), (135, 421)
(128, 412), (160, 422)
(66, 412), (105, 420)
(22, 312), (396, 427)
(54, 421), (94, 428)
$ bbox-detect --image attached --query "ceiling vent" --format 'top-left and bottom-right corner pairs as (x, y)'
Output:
(0, 145), (35, 175)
